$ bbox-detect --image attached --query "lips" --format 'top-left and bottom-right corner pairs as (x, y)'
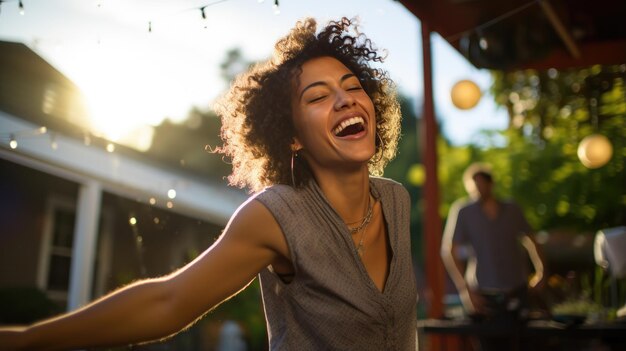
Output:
(332, 116), (366, 137)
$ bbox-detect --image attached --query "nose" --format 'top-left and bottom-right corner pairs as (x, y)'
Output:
(333, 88), (356, 110)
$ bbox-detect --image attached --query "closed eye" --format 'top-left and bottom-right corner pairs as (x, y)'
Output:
(308, 95), (327, 103)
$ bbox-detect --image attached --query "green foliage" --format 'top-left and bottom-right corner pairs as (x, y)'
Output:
(440, 65), (626, 233)
(207, 279), (266, 349)
(384, 94), (424, 261)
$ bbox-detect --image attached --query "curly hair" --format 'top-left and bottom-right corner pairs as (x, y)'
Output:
(214, 17), (402, 193)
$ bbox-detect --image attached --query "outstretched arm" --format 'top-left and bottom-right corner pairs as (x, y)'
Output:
(0, 199), (287, 351)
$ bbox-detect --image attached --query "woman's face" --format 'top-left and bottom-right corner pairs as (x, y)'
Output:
(290, 56), (376, 173)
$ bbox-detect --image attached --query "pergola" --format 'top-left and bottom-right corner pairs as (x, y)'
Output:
(397, 0), (626, 321)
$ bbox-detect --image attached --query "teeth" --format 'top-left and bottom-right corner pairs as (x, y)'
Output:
(333, 117), (364, 136)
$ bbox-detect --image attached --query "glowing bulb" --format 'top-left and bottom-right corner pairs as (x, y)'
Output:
(167, 201), (174, 209)
(577, 134), (613, 169)
(479, 37), (488, 50)
(106, 143), (115, 152)
(129, 217), (137, 225)
(167, 189), (176, 199)
(149, 197), (156, 205)
(19, 0), (24, 15)
(9, 135), (17, 149)
(450, 79), (482, 110)
(273, 0), (280, 14)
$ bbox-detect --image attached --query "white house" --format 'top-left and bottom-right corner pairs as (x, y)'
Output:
(0, 41), (246, 317)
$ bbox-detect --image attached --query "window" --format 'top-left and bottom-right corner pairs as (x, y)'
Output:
(38, 196), (76, 309)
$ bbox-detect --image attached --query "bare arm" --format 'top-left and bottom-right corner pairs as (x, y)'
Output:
(441, 241), (487, 315)
(441, 204), (487, 315)
(521, 234), (546, 289)
(0, 199), (287, 351)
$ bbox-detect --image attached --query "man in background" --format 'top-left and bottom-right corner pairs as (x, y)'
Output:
(441, 163), (546, 350)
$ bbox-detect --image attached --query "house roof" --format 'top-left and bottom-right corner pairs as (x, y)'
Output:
(0, 40), (232, 183)
(0, 40), (246, 223)
(399, 0), (626, 70)
(0, 40), (92, 131)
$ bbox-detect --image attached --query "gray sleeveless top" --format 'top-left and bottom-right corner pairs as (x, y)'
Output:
(254, 177), (418, 350)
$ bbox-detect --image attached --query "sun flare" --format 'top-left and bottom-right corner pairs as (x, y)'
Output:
(61, 38), (195, 151)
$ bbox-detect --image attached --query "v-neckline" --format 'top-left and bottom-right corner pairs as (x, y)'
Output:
(310, 178), (395, 295)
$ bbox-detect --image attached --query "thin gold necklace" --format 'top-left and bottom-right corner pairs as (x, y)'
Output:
(348, 195), (373, 234)
(348, 195), (374, 256)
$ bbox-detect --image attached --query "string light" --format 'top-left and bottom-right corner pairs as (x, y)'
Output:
(273, 0), (279, 15)
(106, 143), (115, 152)
(2, 126), (48, 150)
(146, 0), (228, 32)
(18, 0), (23, 15)
(9, 134), (17, 149)
(167, 189), (177, 199)
(446, 0), (539, 43)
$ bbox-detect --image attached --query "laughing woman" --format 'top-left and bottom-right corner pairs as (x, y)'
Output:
(0, 17), (418, 350)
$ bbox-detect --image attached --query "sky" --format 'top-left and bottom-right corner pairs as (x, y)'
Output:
(0, 0), (508, 148)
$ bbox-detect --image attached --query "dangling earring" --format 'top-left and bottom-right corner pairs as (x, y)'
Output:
(291, 149), (298, 187)
(371, 132), (385, 163)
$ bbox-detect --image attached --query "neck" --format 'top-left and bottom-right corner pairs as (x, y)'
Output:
(311, 165), (371, 224)
(479, 195), (497, 205)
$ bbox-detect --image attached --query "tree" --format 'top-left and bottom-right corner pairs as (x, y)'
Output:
(439, 65), (626, 234)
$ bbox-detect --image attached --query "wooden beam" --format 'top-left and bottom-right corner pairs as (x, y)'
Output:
(421, 21), (445, 320)
(539, 0), (581, 59)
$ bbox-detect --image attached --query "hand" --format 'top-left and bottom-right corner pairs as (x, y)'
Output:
(459, 287), (490, 316)
(529, 272), (546, 292)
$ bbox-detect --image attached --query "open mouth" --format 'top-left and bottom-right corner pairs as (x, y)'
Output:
(333, 117), (366, 137)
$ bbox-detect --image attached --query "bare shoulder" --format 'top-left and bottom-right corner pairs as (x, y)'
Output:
(225, 197), (289, 260)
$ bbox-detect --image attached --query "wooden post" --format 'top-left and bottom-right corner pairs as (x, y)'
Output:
(421, 18), (445, 321)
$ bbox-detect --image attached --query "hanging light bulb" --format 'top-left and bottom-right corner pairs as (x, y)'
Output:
(200, 6), (206, 19)
(167, 189), (177, 199)
(577, 134), (613, 169)
(450, 79), (482, 110)
(148, 21), (152, 33)
(273, 0), (280, 15)
(18, 0), (24, 15)
(9, 134), (17, 149)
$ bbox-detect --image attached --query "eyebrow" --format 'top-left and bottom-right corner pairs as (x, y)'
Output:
(298, 73), (357, 100)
